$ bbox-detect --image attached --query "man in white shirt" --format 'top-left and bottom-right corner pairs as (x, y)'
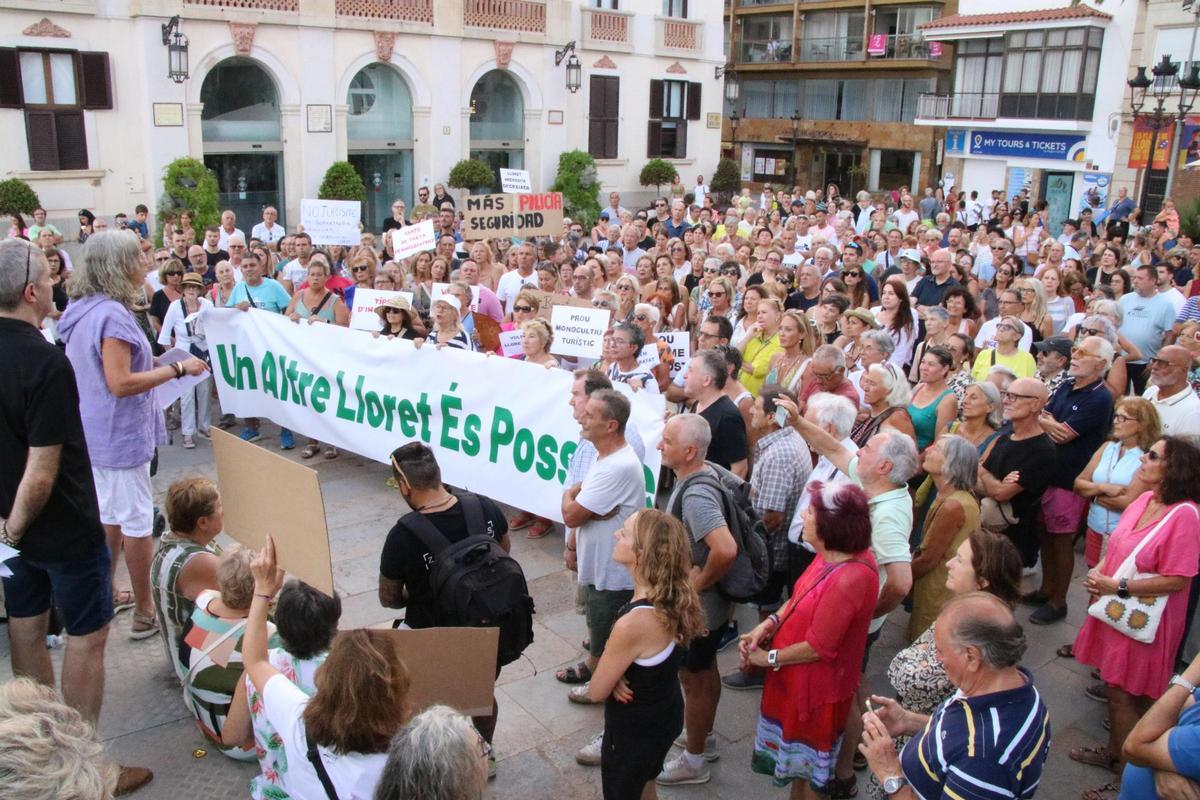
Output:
(495, 242), (538, 315)
(785, 392), (860, 543)
(619, 224), (646, 272)
(892, 194), (920, 232)
(606, 191), (628, 220)
(277, 232), (313, 292)
(976, 289), (1034, 351)
(1143, 346), (1200, 436)
(217, 210), (245, 251)
(1158, 263), (1186, 315)
(965, 191), (985, 230)
(693, 175), (709, 207)
(250, 206), (286, 246)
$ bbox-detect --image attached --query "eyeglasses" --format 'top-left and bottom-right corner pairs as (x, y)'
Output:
(703, 267), (718, 274)
(996, 323), (1018, 332)
(1019, 288), (1035, 295)
(708, 291), (726, 298)
(1112, 413), (1133, 423)
(1001, 391), (1039, 402)
(512, 304), (533, 313)
(165, 271), (183, 277)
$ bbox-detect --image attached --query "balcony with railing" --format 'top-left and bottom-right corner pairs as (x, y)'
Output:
(464, 0), (545, 32)
(738, 37), (793, 64)
(184, 0), (298, 9)
(916, 92), (999, 120)
(582, 7), (631, 48)
(798, 36), (863, 62)
(656, 16), (703, 53)
(335, 0), (432, 23)
(869, 33), (940, 60)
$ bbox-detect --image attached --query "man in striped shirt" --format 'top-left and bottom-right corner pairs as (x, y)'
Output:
(859, 593), (1051, 799)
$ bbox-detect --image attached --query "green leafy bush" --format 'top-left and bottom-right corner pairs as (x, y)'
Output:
(0, 178), (41, 218)
(709, 158), (741, 203)
(448, 159), (496, 194)
(1179, 196), (1200, 241)
(639, 159), (678, 197)
(159, 157), (219, 245)
(550, 150), (601, 227)
(318, 161), (367, 204)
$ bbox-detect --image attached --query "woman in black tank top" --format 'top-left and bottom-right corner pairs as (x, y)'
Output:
(586, 510), (707, 800)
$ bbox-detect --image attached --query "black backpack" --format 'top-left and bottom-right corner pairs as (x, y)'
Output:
(670, 464), (770, 603)
(398, 494), (535, 666)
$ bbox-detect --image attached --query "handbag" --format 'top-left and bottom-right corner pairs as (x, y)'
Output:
(1086, 504), (1197, 644)
(979, 497), (1018, 533)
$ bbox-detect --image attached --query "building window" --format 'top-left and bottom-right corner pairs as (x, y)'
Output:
(751, 147), (792, 182)
(662, 0), (687, 18)
(0, 47), (111, 171)
(589, 75), (619, 159)
(1000, 27), (1101, 120)
(737, 15), (793, 63)
(593, 0), (619, 7)
(951, 38), (1003, 117)
(736, 77), (934, 123)
(648, 79), (700, 158)
(800, 11), (865, 61)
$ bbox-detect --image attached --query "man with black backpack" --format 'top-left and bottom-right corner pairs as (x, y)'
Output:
(377, 442), (534, 780)
(656, 413), (739, 786)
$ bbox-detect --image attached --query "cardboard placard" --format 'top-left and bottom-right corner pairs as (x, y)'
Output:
(349, 289), (414, 331)
(210, 428), (335, 597)
(500, 168), (532, 193)
(499, 329), (524, 356)
(392, 219), (437, 260)
(473, 312), (501, 352)
(300, 199), (361, 246)
(462, 193), (564, 239)
(520, 288), (555, 319)
(549, 304), (610, 359)
(376, 627), (498, 716)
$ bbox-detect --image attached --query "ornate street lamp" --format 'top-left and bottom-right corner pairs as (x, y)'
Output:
(555, 42), (582, 94)
(790, 109), (802, 187)
(1128, 54), (1200, 198)
(161, 16), (189, 84)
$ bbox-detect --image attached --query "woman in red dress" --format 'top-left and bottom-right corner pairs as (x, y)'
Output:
(740, 481), (878, 799)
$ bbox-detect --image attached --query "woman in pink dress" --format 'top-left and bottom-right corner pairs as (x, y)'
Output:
(1070, 436), (1200, 800)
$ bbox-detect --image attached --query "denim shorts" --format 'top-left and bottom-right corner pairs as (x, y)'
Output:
(2, 544), (114, 636)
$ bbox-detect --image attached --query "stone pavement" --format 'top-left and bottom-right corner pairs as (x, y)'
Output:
(0, 423), (1115, 799)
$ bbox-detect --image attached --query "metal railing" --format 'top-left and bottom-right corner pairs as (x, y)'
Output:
(916, 92), (999, 120)
(798, 36), (863, 62)
(870, 33), (939, 60)
(737, 38), (794, 63)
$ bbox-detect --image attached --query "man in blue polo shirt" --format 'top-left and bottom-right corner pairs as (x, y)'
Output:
(1027, 335), (1115, 625)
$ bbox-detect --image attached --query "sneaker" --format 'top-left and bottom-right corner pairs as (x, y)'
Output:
(721, 669), (763, 691)
(239, 428), (262, 443)
(487, 755), (496, 780)
(716, 620), (740, 652)
(1029, 603), (1067, 625)
(656, 753), (712, 785)
(672, 731), (719, 761)
(1085, 682), (1109, 703)
(182, 435), (195, 450)
(279, 430), (295, 450)
(575, 732), (604, 766)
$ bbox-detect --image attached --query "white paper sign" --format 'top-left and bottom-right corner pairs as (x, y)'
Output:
(782, 252), (804, 266)
(154, 347), (210, 410)
(549, 305), (610, 359)
(391, 219), (436, 260)
(0, 541), (17, 577)
(430, 282), (481, 313)
(349, 288), (415, 331)
(300, 199), (362, 246)
(658, 331), (691, 378)
(500, 168), (532, 193)
(499, 329), (524, 357)
(637, 344), (660, 368)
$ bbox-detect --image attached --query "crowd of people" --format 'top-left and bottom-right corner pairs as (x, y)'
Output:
(2, 173), (1200, 800)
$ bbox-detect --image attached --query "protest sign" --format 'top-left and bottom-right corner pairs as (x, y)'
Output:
(499, 329), (524, 356)
(549, 305), (610, 359)
(658, 331), (691, 379)
(500, 168), (532, 193)
(473, 312), (501, 352)
(637, 344), (660, 369)
(300, 199), (361, 245)
(348, 288), (414, 331)
(391, 219), (436, 259)
(203, 308), (663, 522)
(431, 282), (480, 312)
(462, 193), (564, 239)
(210, 427), (335, 596)
(154, 347), (210, 410)
(377, 628), (498, 715)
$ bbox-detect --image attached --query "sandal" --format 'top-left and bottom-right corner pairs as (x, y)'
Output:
(129, 611), (160, 641)
(556, 661), (593, 684)
(1081, 782), (1119, 800)
(114, 765), (154, 797)
(568, 684), (602, 705)
(1056, 644), (1074, 659)
(113, 590), (135, 614)
(509, 513), (534, 530)
(1069, 745), (1119, 772)
(824, 775), (858, 798)
(526, 520), (554, 539)
(301, 444), (320, 459)
(323, 446), (339, 460)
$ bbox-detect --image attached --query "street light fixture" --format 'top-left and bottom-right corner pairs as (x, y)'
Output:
(1127, 52), (1200, 199)
(161, 15), (189, 83)
(722, 67), (740, 103)
(789, 109), (801, 187)
(555, 41), (582, 93)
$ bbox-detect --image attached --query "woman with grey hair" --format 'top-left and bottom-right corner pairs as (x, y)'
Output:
(374, 705), (489, 800)
(949, 381), (1003, 455)
(850, 363), (915, 448)
(58, 231), (208, 639)
(907, 435), (981, 640)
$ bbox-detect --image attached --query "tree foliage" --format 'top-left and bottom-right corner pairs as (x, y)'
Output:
(709, 158), (741, 197)
(318, 161), (367, 204)
(159, 157), (219, 245)
(448, 159), (496, 194)
(1180, 196), (1200, 241)
(550, 150), (601, 227)
(0, 178), (40, 218)
(639, 159), (678, 197)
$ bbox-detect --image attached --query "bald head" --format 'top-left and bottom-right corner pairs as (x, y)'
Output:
(939, 592), (1026, 670)
(1002, 377), (1047, 424)
(1150, 344), (1194, 393)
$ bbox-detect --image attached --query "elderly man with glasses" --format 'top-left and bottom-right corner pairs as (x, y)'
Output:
(1143, 344), (1200, 436)
(975, 290), (1034, 351)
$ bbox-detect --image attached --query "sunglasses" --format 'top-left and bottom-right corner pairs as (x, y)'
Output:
(633, 313), (650, 322)
(708, 291), (726, 298)
(843, 271), (860, 278)
(1146, 450), (1165, 462)
(1001, 391), (1039, 402)
(996, 323), (1018, 332)
(1079, 327), (1101, 337)
(512, 304), (533, 313)
(166, 271), (183, 277)
(591, 299), (609, 308)
(351, 265), (370, 272)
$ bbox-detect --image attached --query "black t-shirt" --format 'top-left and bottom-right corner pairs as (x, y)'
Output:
(149, 289), (172, 324)
(379, 494), (509, 628)
(784, 291), (820, 312)
(382, 218), (406, 235)
(205, 248), (228, 268)
(0, 318), (104, 562)
(982, 432), (1055, 544)
(698, 396), (748, 470)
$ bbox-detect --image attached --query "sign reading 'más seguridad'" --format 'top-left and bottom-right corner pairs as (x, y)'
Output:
(203, 308), (662, 521)
(300, 199), (362, 245)
(462, 193), (564, 239)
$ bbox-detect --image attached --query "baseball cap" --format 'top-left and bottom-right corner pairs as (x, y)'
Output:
(1034, 336), (1072, 359)
(435, 295), (462, 316)
(900, 248), (923, 264)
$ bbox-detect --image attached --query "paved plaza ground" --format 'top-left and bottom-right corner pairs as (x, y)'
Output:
(1, 423), (1119, 799)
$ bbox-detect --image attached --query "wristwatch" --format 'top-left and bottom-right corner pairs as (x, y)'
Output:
(1171, 675), (1198, 694)
(1117, 578), (1131, 599)
(882, 775), (908, 795)
(767, 649), (780, 671)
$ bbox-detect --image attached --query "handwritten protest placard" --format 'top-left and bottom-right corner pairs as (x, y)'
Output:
(463, 193), (564, 239)
(348, 289), (414, 331)
(500, 168), (532, 193)
(391, 219), (436, 259)
(300, 199), (361, 245)
(549, 305), (610, 359)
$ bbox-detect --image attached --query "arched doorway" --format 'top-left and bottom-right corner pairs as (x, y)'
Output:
(200, 58), (285, 229)
(469, 70), (523, 193)
(346, 63), (414, 233)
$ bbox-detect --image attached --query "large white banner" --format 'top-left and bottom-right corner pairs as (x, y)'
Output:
(204, 309), (663, 521)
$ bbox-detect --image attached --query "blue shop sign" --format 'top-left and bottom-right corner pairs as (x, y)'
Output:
(945, 130), (968, 154)
(969, 131), (1087, 161)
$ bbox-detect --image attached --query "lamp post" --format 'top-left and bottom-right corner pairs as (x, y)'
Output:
(789, 108), (801, 188)
(555, 42), (582, 94)
(729, 108), (741, 160)
(1128, 54), (1200, 203)
(161, 16), (189, 84)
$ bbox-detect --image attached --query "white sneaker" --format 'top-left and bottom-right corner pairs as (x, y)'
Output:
(576, 732), (604, 766)
(656, 753), (712, 785)
(672, 731), (719, 761)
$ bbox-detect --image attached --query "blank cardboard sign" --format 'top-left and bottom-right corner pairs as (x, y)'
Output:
(375, 627), (499, 716)
(210, 428), (335, 597)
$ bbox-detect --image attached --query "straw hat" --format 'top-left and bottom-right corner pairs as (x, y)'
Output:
(375, 295), (414, 325)
(180, 272), (205, 290)
(843, 308), (880, 329)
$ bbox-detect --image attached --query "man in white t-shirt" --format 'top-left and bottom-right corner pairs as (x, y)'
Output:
(217, 210), (245, 251)
(976, 289), (1034, 351)
(1158, 263), (1186, 315)
(693, 175), (710, 207)
(1143, 346), (1200, 436)
(495, 242), (538, 315)
(892, 194), (920, 232)
(250, 206), (286, 246)
(278, 232), (313, 292)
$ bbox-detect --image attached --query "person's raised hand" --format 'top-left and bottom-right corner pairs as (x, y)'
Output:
(250, 534), (285, 599)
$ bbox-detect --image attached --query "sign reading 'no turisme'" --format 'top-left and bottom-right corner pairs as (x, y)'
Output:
(463, 193), (564, 239)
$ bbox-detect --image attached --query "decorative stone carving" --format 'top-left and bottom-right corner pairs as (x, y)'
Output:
(23, 18), (71, 37)
(229, 22), (257, 56)
(373, 31), (397, 62)
(494, 41), (514, 69)
(665, 61), (687, 74)
(593, 55), (617, 70)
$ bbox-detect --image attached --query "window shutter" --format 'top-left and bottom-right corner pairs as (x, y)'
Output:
(25, 110), (59, 170)
(602, 121), (618, 159)
(649, 79), (664, 119)
(589, 75), (606, 118)
(0, 48), (22, 108)
(647, 120), (662, 157)
(686, 82), (701, 120)
(603, 76), (619, 118)
(675, 119), (688, 158)
(78, 52), (113, 110)
(55, 110), (88, 169)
